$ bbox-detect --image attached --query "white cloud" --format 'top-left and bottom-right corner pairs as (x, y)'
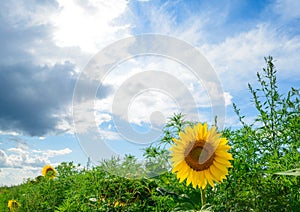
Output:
(0, 137), (76, 186)
(138, 2), (207, 44)
(0, 130), (20, 136)
(93, 56), (224, 127)
(32, 148), (72, 157)
(51, 0), (131, 53)
(274, 0), (300, 20)
(73, 43), (231, 138)
(1, 0), (132, 72)
(131, 1), (299, 92)
(201, 24), (300, 90)
(95, 112), (112, 125)
(0, 147), (72, 168)
(127, 89), (179, 126)
(224, 92), (233, 106)
(0, 145), (73, 185)
(0, 167), (39, 186)
(1, 0), (57, 27)
(0, 150), (7, 165)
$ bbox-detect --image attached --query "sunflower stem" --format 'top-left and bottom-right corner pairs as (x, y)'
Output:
(200, 188), (206, 207)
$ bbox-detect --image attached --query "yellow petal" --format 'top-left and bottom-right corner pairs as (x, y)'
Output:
(209, 169), (224, 183)
(197, 123), (207, 140)
(172, 138), (181, 144)
(204, 169), (214, 188)
(177, 162), (190, 179)
(179, 131), (193, 144)
(216, 144), (231, 151)
(198, 171), (207, 189)
(215, 151), (233, 160)
(186, 174), (193, 186)
(212, 161), (229, 175)
(208, 133), (220, 144)
(202, 123), (208, 140)
(172, 161), (185, 173)
(171, 159), (184, 167)
(192, 171), (201, 189)
(179, 166), (191, 183)
(214, 157), (232, 167)
(193, 125), (199, 138)
(170, 156), (183, 163)
(185, 126), (196, 140)
(170, 147), (185, 155)
(219, 137), (228, 145)
(207, 126), (217, 139)
(209, 165), (223, 181)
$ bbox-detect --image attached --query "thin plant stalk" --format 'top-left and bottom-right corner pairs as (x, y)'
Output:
(200, 188), (206, 206)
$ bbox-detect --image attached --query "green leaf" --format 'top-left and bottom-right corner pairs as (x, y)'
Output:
(274, 169), (300, 176)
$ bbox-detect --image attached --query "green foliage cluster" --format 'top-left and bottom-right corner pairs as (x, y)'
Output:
(0, 162), (176, 211)
(0, 57), (299, 211)
(217, 57), (299, 211)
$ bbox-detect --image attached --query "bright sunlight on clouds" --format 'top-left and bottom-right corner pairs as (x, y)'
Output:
(52, 0), (131, 53)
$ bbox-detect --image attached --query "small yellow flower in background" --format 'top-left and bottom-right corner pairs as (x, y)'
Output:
(169, 123), (233, 189)
(114, 201), (125, 207)
(7, 200), (20, 211)
(42, 164), (57, 179)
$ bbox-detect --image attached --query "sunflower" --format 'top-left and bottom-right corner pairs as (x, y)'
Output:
(7, 200), (20, 211)
(169, 123), (233, 189)
(42, 164), (57, 179)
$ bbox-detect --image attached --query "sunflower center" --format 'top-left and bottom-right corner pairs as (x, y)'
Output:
(46, 168), (52, 173)
(185, 140), (215, 171)
(46, 168), (55, 177)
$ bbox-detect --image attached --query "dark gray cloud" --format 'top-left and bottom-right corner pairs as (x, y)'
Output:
(0, 16), (47, 64)
(0, 2), (72, 136)
(0, 0), (58, 62)
(0, 62), (76, 136)
(0, 62), (113, 136)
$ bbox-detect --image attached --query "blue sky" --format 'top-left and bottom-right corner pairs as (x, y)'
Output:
(0, 0), (299, 185)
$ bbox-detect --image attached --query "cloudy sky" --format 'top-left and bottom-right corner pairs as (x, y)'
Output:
(0, 0), (299, 185)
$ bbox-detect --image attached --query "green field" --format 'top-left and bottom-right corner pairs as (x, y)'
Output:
(1, 57), (299, 211)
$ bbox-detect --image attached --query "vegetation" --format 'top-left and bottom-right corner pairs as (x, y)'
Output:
(0, 57), (299, 211)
